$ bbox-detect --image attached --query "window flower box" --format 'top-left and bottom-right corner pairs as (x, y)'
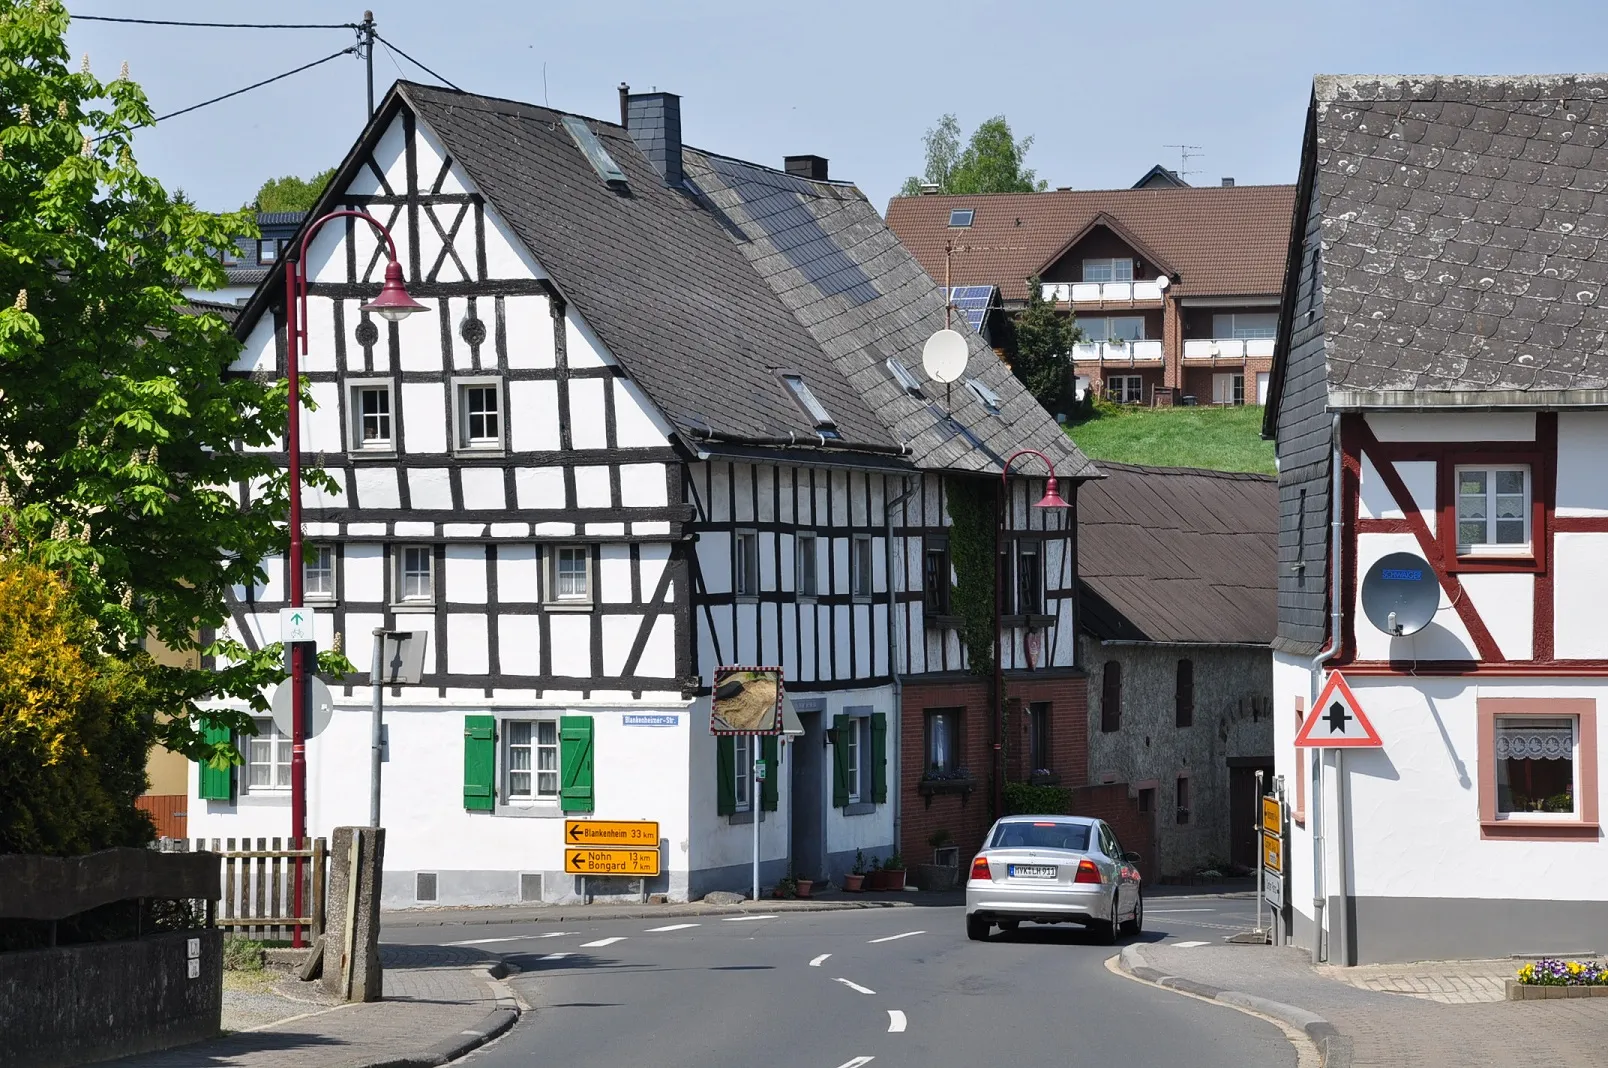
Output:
(918, 771), (976, 807)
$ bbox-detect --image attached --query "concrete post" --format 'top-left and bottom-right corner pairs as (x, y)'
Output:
(322, 826), (386, 1002)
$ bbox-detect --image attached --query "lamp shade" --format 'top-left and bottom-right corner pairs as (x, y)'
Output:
(1034, 475), (1069, 509)
(360, 260), (426, 323)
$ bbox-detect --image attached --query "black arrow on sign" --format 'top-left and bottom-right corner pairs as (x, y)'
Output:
(568, 824), (583, 842)
(572, 854), (586, 868)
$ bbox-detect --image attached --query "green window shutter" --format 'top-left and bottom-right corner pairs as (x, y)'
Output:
(716, 736), (736, 816)
(463, 715), (496, 811)
(761, 735), (779, 812)
(196, 721), (234, 801)
(871, 712), (888, 805)
(831, 714), (850, 808)
(560, 715), (595, 813)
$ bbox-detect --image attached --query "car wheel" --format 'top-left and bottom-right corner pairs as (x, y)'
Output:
(1092, 894), (1119, 945)
(966, 915), (991, 942)
(1120, 890), (1143, 937)
(998, 920), (1020, 932)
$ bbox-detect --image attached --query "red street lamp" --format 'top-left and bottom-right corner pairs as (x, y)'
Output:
(281, 211), (424, 947)
(993, 449), (1071, 817)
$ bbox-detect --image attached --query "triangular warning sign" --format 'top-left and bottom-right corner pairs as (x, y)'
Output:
(1295, 672), (1383, 748)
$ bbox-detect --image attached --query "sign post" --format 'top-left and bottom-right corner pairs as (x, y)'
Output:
(711, 666), (785, 902)
(369, 630), (426, 828)
(1254, 770), (1265, 938)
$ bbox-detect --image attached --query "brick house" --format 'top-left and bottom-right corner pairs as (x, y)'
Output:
(885, 181), (1294, 409)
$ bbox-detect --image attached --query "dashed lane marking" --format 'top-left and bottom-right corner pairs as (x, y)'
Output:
(887, 1010), (907, 1033)
(833, 1058), (874, 1068)
(722, 914), (778, 922)
(1145, 909), (1214, 913)
(809, 953), (832, 967)
(580, 937), (627, 948)
(834, 978), (876, 995)
(868, 930), (925, 944)
(646, 923), (701, 932)
(446, 932), (574, 945)
(1171, 940), (1210, 948)
(538, 952), (571, 961)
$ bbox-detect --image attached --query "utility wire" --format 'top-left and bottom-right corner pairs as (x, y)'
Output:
(376, 33), (462, 92)
(94, 46), (359, 140)
(71, 14), (358, 30)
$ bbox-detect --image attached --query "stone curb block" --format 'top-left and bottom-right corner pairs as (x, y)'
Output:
(383, 899), (913, 929)
(1118, 945), (1353, 1068)
(346, 959), (523, 1068)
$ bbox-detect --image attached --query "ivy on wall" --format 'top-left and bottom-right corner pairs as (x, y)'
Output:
(944, 476), (997, 675)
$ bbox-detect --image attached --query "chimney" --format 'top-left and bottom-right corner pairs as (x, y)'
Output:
(784, 155), (829, 181)
(618, 82), (629, 127)
(919, 182), (940, 195)
(1221, 177), (1235, 187)
(625, 91), (682, 186)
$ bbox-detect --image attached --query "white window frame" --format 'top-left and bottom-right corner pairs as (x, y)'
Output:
(1082, 257), (1133, 283)
(1108, 375), (1143, 404)
(257, 239), (279, 265)
(735, 529), (759, 599)
(1211, 311), (1278, 339)
(796, 532), (818, 598)
(1212, 373), (1246, 406)
(348, 379), (395, 453)
(734, 734), (753, 813)
(1494, 715), (1578, 821)
(547, 545), (593, 607)
(244, 717), (292, 794)
(948, 208), (975, 228)
(303, 544), (336, 603)
(845, 721), (862, 804)
(1456, 465), (1532, 556)
(1085, 316), (1146, 343)
(850, 534), (874, 601)
(504, 719), (561, 804)
(452, 377), (505, 453)
(394, 544), (435, 606)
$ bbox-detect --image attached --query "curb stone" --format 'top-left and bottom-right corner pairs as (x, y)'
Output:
(357, 958), (525, 1067)
(1118, 944), (1353, 1068)
(383, 898), (914, 929)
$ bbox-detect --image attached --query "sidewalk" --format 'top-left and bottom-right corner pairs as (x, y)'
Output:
(101, 944), (519, 1068)
(1120, 941), (1608, 1067)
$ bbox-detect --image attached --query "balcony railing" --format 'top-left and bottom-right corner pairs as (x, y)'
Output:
(1041, 280), (1167, 304)
(1072, 340), (1163, 362)
(1183, 337), (1276, 360)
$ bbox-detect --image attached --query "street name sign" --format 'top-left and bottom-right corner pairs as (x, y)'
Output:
(1264, 870), (1284, 910)
(1294, 672), (1383, 748)
(564, 820), (659, 847)
(564, 847), (660, 877)
(280, 607), (319, 644)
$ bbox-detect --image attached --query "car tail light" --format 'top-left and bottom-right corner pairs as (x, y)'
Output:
(969, 855), (992, 882)
(1074, 858), (1103, 884)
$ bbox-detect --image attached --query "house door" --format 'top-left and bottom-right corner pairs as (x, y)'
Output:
(1255, 371), (1270, 405)
(1228, 763), (1274, 871)
(790, 711), (825, 881)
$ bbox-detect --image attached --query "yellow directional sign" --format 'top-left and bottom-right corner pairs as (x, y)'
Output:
(1262, 831), (1283, 875)
(1262, 796), (1282, 835)
(564, 820), (660, 848)
(565, 847), (661, 877)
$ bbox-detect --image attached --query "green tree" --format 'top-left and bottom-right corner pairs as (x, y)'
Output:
(249, 167), (335, 213)
(0, 1), (343, 769)
(1009, 276), (1080, 409)
(900, 114), (1048, 196)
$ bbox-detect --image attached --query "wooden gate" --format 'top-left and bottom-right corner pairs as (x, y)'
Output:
(162, 837), (327, 941)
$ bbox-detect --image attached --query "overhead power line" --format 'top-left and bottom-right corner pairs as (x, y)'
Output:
(376, 34), (462, 92)
(71, 14), (359, 30)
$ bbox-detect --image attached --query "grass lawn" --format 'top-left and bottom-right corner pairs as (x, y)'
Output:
(1064, 403), (1275, 475)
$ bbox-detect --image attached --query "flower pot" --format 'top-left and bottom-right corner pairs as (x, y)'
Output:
(795, 879), (813, 899)
(869, 869), (906, 891)
(843, 873), (864, 892)
(916, 863), (958, 892)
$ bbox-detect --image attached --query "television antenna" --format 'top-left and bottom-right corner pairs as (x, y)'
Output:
(1163, 144), (1203, 180)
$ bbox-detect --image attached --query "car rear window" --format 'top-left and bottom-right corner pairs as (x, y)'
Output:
(989, 822), (1091, 851)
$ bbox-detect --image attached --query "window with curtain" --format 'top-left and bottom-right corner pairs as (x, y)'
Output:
(1495, 717), (1576, 815)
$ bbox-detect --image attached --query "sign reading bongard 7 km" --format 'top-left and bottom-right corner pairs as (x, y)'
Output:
(564, 848), (660, 877)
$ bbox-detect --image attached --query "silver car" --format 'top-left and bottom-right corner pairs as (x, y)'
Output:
(965, 815), (1143, 943)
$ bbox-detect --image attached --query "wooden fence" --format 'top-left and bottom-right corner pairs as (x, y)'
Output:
(157, 837), (327, 941)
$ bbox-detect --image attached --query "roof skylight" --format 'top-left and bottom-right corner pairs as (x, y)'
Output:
(562, 115), (628, 188)
(886, 357), (924, 396)
(949, 208), (975, 228)
(965, 377), (1001, 414)
(781, 374), (838, 431)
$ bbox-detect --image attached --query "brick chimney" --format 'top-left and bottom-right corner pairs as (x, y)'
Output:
(625, 91), (682, 186)
(784, 155), (829, 181)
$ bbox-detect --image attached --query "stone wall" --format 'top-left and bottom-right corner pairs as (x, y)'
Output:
(1082, 638), (1272, 876)
(0, 929), (221, 1068)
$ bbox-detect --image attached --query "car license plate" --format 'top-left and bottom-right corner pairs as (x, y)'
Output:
(1009, 864), (1057, 879)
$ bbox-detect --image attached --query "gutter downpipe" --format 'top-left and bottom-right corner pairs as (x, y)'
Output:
(885, 477), (918, 864)
(1310, 413), (1342, 964)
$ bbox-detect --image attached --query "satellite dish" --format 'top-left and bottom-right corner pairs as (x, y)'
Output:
(1155, 275), (1170, 290)
(922, 329), (968, 383)
(1361, 551), (1439, 637)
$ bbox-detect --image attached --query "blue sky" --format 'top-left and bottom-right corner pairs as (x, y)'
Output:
(66, 0), (1608, 214)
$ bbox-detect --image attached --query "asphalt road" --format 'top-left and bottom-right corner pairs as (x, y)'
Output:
(387, 893), (1297, 1067)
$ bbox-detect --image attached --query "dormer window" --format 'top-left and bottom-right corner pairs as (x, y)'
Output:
(886, 357), (924, 397)
(780, 374), (840, 438)
(965, 377), (1000, 414)
(948, 209), (974, 228)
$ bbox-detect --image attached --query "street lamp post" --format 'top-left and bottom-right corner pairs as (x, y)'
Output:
(282, 211), (424, 947)
(993, 450), (1071, 817)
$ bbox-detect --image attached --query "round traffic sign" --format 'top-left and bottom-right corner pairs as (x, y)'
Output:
(270, 676), (335, 738)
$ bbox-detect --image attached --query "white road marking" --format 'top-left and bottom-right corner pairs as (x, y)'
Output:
(834, 977), (876, 995)
(645, 923), (700, 932)
(868, 930), (925, 944)
(1146, 909), (1214, 914)
(833, 1058), (875, 1068)
(887, 1010), (907, 1033)
(580, 936), (627, 948)
(1171, 940), (1210, 948)
(538, 952), (571, 961)
(722, 914), (777, 922)
(444, 936), (530, 946)
(809, 953), (832, 968)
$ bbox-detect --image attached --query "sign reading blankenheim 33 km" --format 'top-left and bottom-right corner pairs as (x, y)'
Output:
(564, 820), (660, 847)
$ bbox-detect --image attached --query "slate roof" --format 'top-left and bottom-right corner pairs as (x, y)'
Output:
(884, 184), (1295, 304)
(181, 298), (240, 324)
(1076, 463), (1276, 645)
(1301, 74), (1608, 401)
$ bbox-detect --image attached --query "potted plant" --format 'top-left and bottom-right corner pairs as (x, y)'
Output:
(918, 829), (959, 891)
(774, 874), (797, 899)
(843, 851), (866, 892)
(879, 852), (906, 891)
(795, 872), (814, 898)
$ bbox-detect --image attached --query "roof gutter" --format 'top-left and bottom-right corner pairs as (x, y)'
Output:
(686, 426), (911, 456)
(1327, 387), (1608, 410)
(1097, 640), (1272, 649)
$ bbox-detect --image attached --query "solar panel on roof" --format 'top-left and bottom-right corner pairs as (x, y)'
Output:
(947, 285), (995, 331)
